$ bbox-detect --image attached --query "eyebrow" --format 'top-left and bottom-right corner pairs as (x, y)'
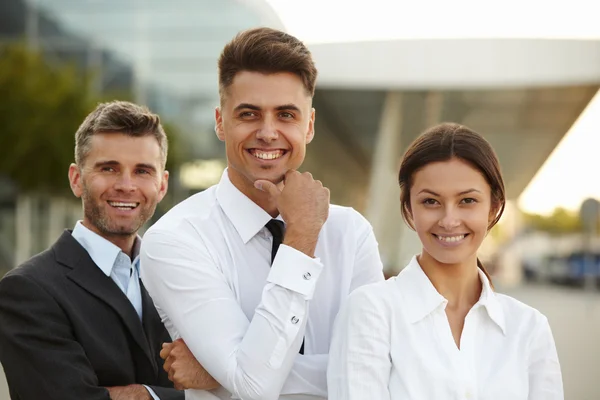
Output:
(418, 188), (482, 196)
(93, 160), (120, 168)
(233, 103), (301, 113)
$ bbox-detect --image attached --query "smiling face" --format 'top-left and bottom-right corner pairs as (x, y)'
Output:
(408, 158), (496, 266)
(69, 133), (168, 242)
(215, 71), (315, 196)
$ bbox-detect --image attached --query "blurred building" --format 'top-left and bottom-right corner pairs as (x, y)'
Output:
(2, 1), (600, 282)
(0, 0), (284, 269)
(303, 39), (600, 279)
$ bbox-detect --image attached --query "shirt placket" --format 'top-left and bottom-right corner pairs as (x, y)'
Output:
(433, 302), (478, 400)
(457, 306), (480, 400)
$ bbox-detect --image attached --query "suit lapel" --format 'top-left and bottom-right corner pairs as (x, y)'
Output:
(141, 282), (166, 365)
(54, 231), (156, 369)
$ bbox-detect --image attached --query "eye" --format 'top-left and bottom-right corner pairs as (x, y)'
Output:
(279, 111), (294, 119)
(422, 198), (439, 205)
(101, 167), (115, 172)
(461, 198), (477, 204)
(239, 111), (257, 118)
(136, 169), (150, 175)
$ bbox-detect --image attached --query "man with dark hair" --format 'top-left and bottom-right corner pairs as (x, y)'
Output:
(0, 101), (194, 399)
(140, 28), (384, 400)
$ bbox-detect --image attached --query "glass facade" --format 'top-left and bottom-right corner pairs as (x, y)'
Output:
(0, 0), (283, 271)
(1, 0), (284, 159)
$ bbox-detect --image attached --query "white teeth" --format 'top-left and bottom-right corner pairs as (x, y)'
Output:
(252, 150), (283, 160)
(437, 235), (465, 242)
(108, 201), (138, 209)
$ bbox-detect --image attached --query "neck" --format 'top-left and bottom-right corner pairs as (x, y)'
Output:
(227, 169), (282, 218)
(81, 220), (136, 257)
(417, 251), (482, 310)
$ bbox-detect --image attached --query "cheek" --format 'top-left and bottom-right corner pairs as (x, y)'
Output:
(464, 208), (491, 234)
(84, 177), (109, 195)
(410, 207), (437, 232)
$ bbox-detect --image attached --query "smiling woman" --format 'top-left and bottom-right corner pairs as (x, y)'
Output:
(327, 122), (564, 400)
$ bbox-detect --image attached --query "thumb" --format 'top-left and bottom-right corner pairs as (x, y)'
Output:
(254, 180), (281, 197)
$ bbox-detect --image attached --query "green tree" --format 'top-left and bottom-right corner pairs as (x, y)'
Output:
(523, 207), (583, 235)
(0, 43), (187, 196)
(0, 43), (95, 195)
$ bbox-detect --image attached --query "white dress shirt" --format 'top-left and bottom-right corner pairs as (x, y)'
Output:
(72, 221), (160, 400)
(140, 170), (384, 400)
(328, 256), (564, 400)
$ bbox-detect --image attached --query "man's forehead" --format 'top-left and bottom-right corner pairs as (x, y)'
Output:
(86, 134), (162, 162)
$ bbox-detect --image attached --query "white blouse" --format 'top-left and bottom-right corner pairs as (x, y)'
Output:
(328, 256), (563, 400)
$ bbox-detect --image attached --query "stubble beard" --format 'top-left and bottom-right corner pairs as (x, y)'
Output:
(81, 184), (156, 238)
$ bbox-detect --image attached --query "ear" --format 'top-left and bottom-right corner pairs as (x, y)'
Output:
(305, 108), (316, 144)
(488, 200), (501, 228)
(215, 107), (225, 141)
(68, 163), (83, 198)
(403, 202), (416, 230)
(157, 170), (169, 203)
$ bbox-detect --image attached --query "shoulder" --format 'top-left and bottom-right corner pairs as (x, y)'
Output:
(345, 278), (397, 312)
(495, 292), (549, 329)
(328, 204), (371, 225)
(2, 248), (58, 283)
(325, 204), (374, 236)
(145, 186), (219, 240)
(0, 250), (59, 302)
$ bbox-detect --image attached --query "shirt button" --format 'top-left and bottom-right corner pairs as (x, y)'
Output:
(302, 272), (312, 280)
(290, 316), (300, 324)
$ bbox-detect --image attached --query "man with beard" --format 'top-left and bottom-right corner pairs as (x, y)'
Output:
(0, 101), (199, 399)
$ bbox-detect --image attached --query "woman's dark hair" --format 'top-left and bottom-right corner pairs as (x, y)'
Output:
(398, 122), (506, 285)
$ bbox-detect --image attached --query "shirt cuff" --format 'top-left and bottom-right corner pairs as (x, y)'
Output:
(267, 244), (323, 299)
(144, 385), (160, 400)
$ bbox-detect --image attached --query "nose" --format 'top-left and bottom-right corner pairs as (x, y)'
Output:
(113, 172), (136, 192)
(255, 116), (278, 143)
(438, 206), (461, 230)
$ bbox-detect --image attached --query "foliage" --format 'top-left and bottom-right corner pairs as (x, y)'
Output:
(0, 43), (187, 196)
(523, 207), (584, 235)
(0, 43), (95, 195)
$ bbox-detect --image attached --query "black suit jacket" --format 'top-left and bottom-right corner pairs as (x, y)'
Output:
(0, 231), (183, 400)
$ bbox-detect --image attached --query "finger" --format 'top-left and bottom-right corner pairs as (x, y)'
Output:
(159, 344), (173, 360)
(254, 180), (280, 197)
(163, 355), (175, 373)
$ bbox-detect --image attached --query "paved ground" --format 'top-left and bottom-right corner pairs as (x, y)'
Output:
(0, 283), (598, 399)
(501, 283), (600, 400)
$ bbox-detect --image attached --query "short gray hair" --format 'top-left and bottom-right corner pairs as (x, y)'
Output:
(75, 101), (168, 168)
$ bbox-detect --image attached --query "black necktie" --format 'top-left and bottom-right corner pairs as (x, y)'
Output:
(265, 219), (305, 355)
(265, 219), (285, 264)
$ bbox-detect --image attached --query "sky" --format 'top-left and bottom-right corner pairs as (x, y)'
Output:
(265, 0), (600, 216)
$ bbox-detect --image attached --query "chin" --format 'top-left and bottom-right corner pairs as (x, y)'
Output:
(425, 247), (470, 266)
(252, 171), (286, 184)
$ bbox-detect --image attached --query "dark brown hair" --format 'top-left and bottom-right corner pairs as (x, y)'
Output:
(218, 27), (318, 101)
(75, 100), (167, 168)
(398, 122), (506, 284)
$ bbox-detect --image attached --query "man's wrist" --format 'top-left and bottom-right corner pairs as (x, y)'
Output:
(143, 384), (160, 400)
(283, 227), (319, 257)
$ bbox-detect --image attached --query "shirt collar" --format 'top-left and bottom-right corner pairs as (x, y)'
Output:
(476, 267), (506, 334)
(72, 221), (142, 276)
(395, 256), (447, 324)
(395, 256), (506, 335)
(215, 168), (281, 244)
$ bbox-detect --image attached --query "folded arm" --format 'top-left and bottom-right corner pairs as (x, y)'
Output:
(141, 230), (324, 400)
